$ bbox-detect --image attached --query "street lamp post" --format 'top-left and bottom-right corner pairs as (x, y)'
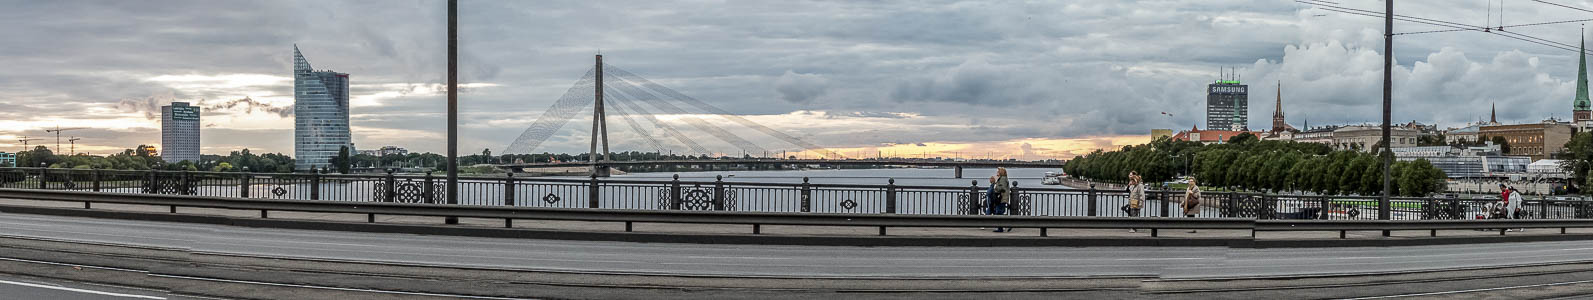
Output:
(444, 0), (460, 225)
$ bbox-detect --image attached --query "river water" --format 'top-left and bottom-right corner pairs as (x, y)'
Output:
(564, 167), (1062, 187)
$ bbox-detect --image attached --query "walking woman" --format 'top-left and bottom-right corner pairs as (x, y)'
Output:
(991, 168), (1012, 232)
(1125, 171), (1144, 233)
(1183, 176), (1201, 233)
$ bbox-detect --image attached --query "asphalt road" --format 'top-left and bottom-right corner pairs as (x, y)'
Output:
(0, 273), (178, 300)
(3, 212), (1593, 281)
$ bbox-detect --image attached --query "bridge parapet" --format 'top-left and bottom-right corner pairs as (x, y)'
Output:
(0, 167), (1587, 222)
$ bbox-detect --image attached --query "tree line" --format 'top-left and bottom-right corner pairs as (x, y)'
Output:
(1064, 133), (1448, 197)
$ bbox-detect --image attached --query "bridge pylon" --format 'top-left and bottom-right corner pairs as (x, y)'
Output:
(590, 54), (611, 177)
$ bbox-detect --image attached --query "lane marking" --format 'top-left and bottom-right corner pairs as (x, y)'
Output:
(1340, 278), (1593, 299)
(0, 279), (166, 299)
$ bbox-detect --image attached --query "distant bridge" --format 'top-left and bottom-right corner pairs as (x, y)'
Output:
(498, 159), (1063, 178)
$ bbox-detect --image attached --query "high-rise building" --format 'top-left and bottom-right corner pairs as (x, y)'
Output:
(160, 102), (201, 163)
(1574, 33), (1592, 131)
(293, 45), (353, 171)
(1206, 79), (1249, 131)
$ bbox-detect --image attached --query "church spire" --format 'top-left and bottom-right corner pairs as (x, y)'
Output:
(1491, 102), (1498, 124)
(1576, 28), (1592, 122)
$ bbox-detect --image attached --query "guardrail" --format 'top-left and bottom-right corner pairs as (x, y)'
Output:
(0, 188), (1253, 237)
(1, 167), (1589, 222)
(6, 188), (1593, 239)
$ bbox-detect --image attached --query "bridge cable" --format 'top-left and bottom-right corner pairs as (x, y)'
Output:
(502, 68), (597, 154)
(603, 64), (845, 159)
(605, 85), (714, 155)
(603, 86), (697, 154)
(600, 87), (671, 154)
(604, 75), (767, 156)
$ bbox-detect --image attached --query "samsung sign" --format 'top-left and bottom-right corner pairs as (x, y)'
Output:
(1209, 85), (1247, 94)
(171, 106), (199, 121)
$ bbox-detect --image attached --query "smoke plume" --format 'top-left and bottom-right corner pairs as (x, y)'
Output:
(205, 96), (293, 117)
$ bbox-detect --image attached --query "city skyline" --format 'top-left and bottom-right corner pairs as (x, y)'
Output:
(6, 1), (1593, 160)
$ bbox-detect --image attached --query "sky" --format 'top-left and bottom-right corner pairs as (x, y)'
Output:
(4, 0), (1593, 160)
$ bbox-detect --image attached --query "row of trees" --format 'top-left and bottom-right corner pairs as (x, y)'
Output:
(1064, 133), (1448, 196)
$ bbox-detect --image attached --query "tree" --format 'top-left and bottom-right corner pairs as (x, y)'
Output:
(1563, 132), (1593, 194)
(1227, 132), (1259, 145)
(330, 146), (352, 174)
(1491, 136), (1511, 154)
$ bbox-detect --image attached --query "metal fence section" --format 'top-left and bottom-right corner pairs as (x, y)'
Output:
(0, 167), (1588, 221)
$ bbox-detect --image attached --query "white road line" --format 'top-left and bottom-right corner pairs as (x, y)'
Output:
(1340, 278), (1593, 299)
(0, 279), (166, 299)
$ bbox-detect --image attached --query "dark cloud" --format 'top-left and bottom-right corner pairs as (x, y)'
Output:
(774, 70), (828, 103)
(7, 0), (1593, 156)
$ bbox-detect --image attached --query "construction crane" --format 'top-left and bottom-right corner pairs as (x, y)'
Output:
(16, 136), (42, 152)
(44, 126), (86, 154)
(68, 137), (82, 155)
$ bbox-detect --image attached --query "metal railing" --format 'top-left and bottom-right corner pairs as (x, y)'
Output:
(1, 167), (1588, 222)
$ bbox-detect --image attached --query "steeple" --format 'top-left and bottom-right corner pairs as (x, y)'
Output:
(1273, 81), (1284, 119)
(1270, 81), (1293, 133)
(1576, 28), (1592, 122)
(1491, 102), (1498, 124)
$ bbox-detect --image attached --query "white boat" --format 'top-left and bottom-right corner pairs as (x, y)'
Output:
(1041, 171), (1063, 185)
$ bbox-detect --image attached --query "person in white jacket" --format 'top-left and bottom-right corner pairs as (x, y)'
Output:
(1507, 187), (1525, 232)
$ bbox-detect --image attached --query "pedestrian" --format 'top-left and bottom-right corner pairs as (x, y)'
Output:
(986, 175), (998, 215)
(1124, 172), (1144, 233)
(1183, 176), (1201, 233)
(991, 168), (1012, 232)
(1508, 186), (1525, 232)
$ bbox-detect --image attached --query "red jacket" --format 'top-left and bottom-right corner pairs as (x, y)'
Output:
(1501, 190), (1512, 204)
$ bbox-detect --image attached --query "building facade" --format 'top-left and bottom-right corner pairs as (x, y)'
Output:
(1478, 122), (1574, 161)
(358, 146), (410, 157)
(160, 102), (201, 163)
(0, 152), (14, 167)
(293, 45), (354, 171)
(1331, 125), (1419, 152)
(1168, 125), (1262, 144)
(1393, 144), (1526, 178)
(1206, 80), (1248, 131)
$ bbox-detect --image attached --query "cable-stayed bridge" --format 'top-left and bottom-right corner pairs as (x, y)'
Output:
(501, 55), (1058, 176)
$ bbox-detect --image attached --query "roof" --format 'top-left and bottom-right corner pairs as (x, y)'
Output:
(1170, 129), (1264, 143)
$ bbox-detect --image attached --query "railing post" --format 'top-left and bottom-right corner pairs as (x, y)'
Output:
(1539, 196), (1548, 219)
(588, 173), (600, 209)
(968, 180), (980, 215)
(800, 177), (812, 213)
(385, 169), (397, 202)
(92, 169), (101, 192)
(885, 178), (897, 214)
(1160, 188), (1170, 218)
(670, 174), (683, 210)
(145, 170), (156, 194)
(310, 169), (322, 201)
(423, 172), (434, 204)
(239, 172), (251, 198)
(180, 170), (191, 195)
(1087, 184), (1098, 217)
(713, 175), (726, 211)
(38, 168), (47, 189)
(504, 172), (516, 206)
(1319, 196), (1330, 220)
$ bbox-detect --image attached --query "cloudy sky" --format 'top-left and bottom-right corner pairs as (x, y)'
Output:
(5, 0), (1593, 160)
